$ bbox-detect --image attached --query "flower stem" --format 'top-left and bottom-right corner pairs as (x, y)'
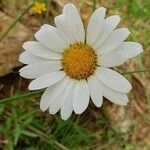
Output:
(0, 3), (33, 42)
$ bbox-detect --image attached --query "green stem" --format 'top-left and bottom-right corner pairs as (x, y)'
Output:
(45, 0), (51, 22)
(121, 69), (150, 75)
(0, 90), (43, 105)
(0, 3), (33, 42)
(92, 0), (97, 12)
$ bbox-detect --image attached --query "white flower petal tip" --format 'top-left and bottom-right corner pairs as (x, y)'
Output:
(97, 28), (130, 54)
(96, 67), (132, 93)
(40, 24), (54, 29)
(61, 117), (68, 121)
(134, 43), (143, 54)
(98, 42), (143, 67)
(117, 42), (143, 57)
(19, 62), (61, 79)
(40, 78), (69, 112)
(22, 41), (62, 60)
(110, 15), (121, 22)
(73, 80), (89, 114)
(93, 15), (121, 50)
(40, 108), (45, 112)
(54, 15), (76, 44)
(19, 52), (49, 65)
(86, 7), (106, 46)
(63, 3), (85, 43)
(40, 102), (48, 112)
(34, 25), (69, 52)
(49, 98), (61, 115)
(28, 71), (66, 90)
(60, 80), (74, 120)
(63, 3), (76, 13)
(88, 76), (103, 107)
(40, 105), (46, 112)
(100, 82), (129, 105)
(106, 15), (121, 27)
(61, 113), (72, 121)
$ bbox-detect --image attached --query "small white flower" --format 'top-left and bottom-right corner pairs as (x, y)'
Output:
(19, 4), (143, 120)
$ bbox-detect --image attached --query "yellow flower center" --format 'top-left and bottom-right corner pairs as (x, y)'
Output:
(32, 2), (46, 14)
(62, 43), (97, 80)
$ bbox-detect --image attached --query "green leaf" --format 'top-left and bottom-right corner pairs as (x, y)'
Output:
(14, 124), (21, 146)
(0, 90), (43, 105)
(21, 129), (37, 137)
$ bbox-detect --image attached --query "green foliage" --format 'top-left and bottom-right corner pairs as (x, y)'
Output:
(114, 0), (150, 18)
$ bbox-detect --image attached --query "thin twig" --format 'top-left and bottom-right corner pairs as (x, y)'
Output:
(0, 3), (33, 42)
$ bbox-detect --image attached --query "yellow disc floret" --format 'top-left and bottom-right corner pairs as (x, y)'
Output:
(62, 43), (97, 80)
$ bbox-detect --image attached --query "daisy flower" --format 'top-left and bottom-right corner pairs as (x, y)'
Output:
(32, 2), (46, 14)
(19, 4), (143, 120)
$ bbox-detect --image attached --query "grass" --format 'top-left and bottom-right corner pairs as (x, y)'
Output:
(0, 0), (150, 149)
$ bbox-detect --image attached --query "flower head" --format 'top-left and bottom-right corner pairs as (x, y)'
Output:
(19, 4), (143, 120)
(32, 2), (46, 14)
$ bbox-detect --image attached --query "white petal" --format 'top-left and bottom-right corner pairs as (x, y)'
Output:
(98, 42), (143, 67)
(60, 79), (74, 120)
(93, 15), (121, 50)
(63, 4), (85, 43)
(95, 67), (132, 93)
(28, 71), (66, 90)
(86, 7), (106, 46)
(100, 81), (129, 105)
(40, 77), (69, 111)
(114, 42), (143, 58)
(55, 15), (76, 44)
(97, 28), (130, 54)
(19, 52), (49, 64)
(22, 41), (61, 60)
(88, 75), (103, 107)
(49, 96), (61, 115)
(49, 77), (71, 115)
(98, 51), (129, 67)
(35, 24), (70, 52)
(19, 61), (61, 79)
(73, 80), (89, 114)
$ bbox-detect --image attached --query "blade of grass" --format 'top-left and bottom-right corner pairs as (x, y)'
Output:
(92, 0), (97, 12)
(28, 125), (69, 150)
(5, 110), (69, 150)
(121, 69), (150, 75)
(0, 90), (43, 105)
(0, 3), (33, 42)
